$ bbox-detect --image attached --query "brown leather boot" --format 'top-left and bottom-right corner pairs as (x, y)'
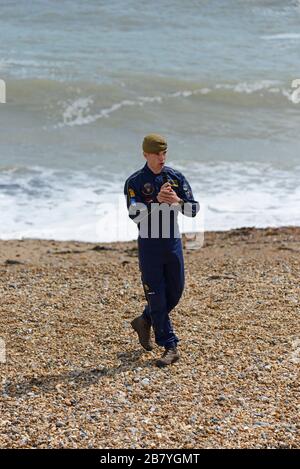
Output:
(130, 316), (153, 351)
(156, 347), (180, 367)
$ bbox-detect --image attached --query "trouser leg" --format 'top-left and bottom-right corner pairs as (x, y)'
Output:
(164, 241), (185, 313)
(141, 295), (151, 324)
(138, 242), (178, 348)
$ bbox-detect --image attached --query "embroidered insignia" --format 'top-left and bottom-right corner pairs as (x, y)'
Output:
(142, 182), (154, 195)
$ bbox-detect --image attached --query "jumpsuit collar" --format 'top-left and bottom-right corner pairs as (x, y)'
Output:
(143, 162), (163, 178)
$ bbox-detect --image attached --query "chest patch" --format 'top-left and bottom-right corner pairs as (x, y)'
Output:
(169, 179), (179, 187)
(142, 182), (154, 195)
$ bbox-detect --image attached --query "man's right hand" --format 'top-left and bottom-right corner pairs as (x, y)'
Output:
(157, 183), (176, 203)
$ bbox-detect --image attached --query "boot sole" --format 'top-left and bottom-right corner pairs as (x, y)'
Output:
(130, 320), (153, 351)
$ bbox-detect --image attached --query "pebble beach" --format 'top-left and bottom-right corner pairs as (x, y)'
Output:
(0, 226), (299, 449)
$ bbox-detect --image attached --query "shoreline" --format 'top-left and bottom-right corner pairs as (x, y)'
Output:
(0, 225), (299, 448)
(1, 225), (300, 267)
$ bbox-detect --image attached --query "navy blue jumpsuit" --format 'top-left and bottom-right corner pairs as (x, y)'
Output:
(124, 163), (199, 349)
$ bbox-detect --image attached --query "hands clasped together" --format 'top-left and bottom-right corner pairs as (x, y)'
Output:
(156, 182), (181, 205)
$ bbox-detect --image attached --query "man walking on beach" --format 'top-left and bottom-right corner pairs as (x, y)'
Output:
(124, 134), (199, 367)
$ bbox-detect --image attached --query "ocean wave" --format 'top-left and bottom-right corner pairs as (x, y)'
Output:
(56, 80), (296, 128)
(216, 80), (280, 94)
(262, 33), (300, 40)
(57, 97), (143, 128)
(1, 161), (300, 242)
(5, 77), (298, 129)
(0, 58), (44, 69)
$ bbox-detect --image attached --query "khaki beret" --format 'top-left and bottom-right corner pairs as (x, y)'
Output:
(142, 133), (168, 154)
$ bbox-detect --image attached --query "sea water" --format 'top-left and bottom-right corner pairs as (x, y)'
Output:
(1, 0), (300, 241)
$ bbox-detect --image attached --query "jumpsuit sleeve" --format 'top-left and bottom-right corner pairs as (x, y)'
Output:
(177, 174), (200, 218)
(124, 179), (145, 223)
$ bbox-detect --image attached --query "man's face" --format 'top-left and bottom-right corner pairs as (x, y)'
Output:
(144, 150), (167, 173)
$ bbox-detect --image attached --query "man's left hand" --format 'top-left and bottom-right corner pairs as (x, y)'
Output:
(157, 187), (181, 205)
